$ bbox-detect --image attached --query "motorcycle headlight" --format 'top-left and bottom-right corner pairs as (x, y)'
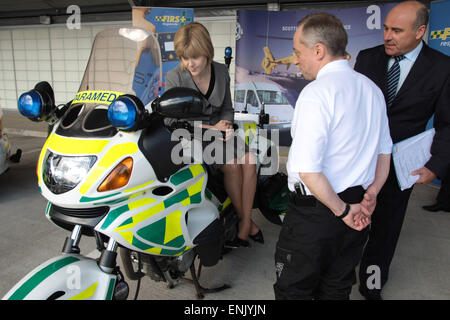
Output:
(43, 152), (97, 194)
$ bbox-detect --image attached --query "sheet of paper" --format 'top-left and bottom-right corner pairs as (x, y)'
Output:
(392, 128), (435, 191)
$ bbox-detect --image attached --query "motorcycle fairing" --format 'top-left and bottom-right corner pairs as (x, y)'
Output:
(138, 116), (186, 182)
(39, 126), (225, 258)
(37, 130), (152, 206)
(3, 254), (116, 300)
(96, 163), (220, 257)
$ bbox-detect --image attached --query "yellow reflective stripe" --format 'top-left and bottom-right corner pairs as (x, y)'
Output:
(37, 134), (53, 185)
(222, 197), (232, 211)
(117, 202), (165, 231)
(189, 164), (204, 177)
(180, 198), (190, 206)
(244, 123), (257, 145)
(244, 122), (257, 134)
(72, 90), (124, 105)
(79, 143), (138, 195)
(128, 197), (156, 210)
(115, 221), (133, 232)
(128, 191), (143, 200)
(125, 180), (154, 193)
(176, 246), (191, 256)
(187, 177), (204, 196)
(47, 134), (110, 155)
(114, 197), (157, 231)
(164, 210), (183, 245)
(119, 231), (134, 244)
(145, 247), (162, 254)
(68, 282), (98, 300)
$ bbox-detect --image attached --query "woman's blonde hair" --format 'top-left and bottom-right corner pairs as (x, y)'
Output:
(174, 22), (214, 70)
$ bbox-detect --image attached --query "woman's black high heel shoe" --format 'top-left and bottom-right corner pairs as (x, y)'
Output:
(249, 230), (264, 244)
(225, 237), (250, 249)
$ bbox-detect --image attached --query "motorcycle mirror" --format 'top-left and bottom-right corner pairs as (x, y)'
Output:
(151, 87), (212, 120)
(35, 81), (55, 107)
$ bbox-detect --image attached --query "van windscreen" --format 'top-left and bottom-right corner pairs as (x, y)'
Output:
(257, 90), (288, 105)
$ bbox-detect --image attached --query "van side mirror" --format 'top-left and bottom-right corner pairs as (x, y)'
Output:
(243, 102), (249, 113)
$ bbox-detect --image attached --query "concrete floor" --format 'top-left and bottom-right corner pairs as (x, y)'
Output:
(1, 108), (449, 300)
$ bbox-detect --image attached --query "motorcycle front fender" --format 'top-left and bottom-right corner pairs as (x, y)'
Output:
(3, 254), (116, 300)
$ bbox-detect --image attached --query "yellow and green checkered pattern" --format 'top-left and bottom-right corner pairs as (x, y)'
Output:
(154, 15), (192, 24)
(430, 28), (450, 40)
(102, 164), (206, 256)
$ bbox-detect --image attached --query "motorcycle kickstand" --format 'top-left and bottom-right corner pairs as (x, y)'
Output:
(188, 259), (231, 300)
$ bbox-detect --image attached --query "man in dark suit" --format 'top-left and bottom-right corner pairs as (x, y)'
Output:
(354, 1), (450, 299)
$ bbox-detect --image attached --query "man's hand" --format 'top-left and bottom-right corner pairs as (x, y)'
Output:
(411, 166), (436, 184)
(360, 187), (377, 216)
(342, 204), (371, 231)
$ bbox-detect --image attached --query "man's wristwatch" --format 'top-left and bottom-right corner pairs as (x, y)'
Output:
(337, 203), (351, 219)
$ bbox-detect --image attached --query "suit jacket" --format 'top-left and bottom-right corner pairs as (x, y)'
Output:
(355, 42), (450, 179)
(165, 60), (234, 125)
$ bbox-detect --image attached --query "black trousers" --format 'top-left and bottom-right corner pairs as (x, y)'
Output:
(358, 164), (413, 294)
(274, 186), (368, 300)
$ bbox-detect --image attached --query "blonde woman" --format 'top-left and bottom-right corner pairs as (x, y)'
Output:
(165, 22), (263, 248)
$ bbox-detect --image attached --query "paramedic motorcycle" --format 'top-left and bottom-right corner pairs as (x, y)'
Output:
(3, 27), (287, 300)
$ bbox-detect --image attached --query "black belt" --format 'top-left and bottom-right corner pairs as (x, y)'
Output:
(289, 184), (364, 208)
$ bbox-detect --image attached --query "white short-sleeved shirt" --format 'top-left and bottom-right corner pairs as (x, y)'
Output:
(287, 59), (392, 194)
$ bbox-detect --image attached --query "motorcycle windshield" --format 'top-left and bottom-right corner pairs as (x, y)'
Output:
(56, 27), (162, 138)
(78, 27), (162, 106)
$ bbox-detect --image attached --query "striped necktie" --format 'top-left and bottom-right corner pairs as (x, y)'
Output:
(387, 55), (405, 107)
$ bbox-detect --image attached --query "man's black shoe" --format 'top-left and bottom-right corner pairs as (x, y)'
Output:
(422, 203), (450, 212)
(358, 286), (382, 300)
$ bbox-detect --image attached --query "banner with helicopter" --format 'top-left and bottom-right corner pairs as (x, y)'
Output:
(234, 3), (397, 145)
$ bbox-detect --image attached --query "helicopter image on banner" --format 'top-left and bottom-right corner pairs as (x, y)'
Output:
(261, 46), (295, 75)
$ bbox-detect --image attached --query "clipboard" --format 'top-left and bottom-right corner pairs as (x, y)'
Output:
(392, 128), (435, 191)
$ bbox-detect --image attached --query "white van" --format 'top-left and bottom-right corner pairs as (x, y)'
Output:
(234, 81), (293, 129)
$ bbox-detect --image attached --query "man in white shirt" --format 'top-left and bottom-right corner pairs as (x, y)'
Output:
(273, 12), (392, 300)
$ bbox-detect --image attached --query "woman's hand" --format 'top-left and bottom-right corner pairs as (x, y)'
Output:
(214, 120), (233, 141)
(202, 120), (233, 141)
(214, 120), (233, 131)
